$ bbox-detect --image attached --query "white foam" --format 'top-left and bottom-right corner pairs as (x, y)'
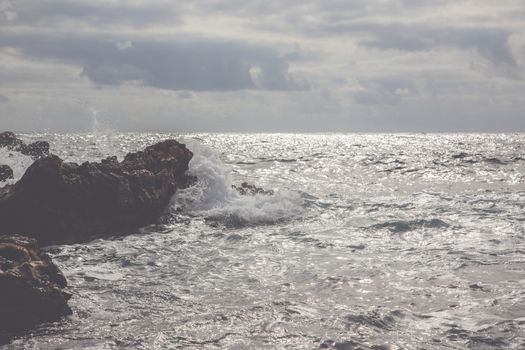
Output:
(171, 140), (305, 226)
(0, 148), (34, 186)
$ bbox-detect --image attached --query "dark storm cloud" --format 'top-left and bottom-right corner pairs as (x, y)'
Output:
(0, 33), (303, 91)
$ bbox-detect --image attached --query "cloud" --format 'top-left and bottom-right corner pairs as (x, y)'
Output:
(351, 78), (420, 105)
(357, 26), (520, 77)
(0, 0), (16, 21)
(509, 32), (525, 69)
(2, 1), (178, 27)
(116, 40), (134, 50)
(305, 16), (522, 78)
(0, 94), (9, 103)
(0, 33), (305, 91)
(0, 0), (524, 132)
(220, 0), (524, 79)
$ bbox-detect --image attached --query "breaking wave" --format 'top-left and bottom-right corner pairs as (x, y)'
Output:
(171, 140), (305, 227)
(0, 148), (34, 186)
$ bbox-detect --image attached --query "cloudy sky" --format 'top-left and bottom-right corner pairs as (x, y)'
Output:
(0, 0), (524, 132)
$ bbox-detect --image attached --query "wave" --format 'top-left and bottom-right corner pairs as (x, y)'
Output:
(0, 148), (34, 186)
(170, 140), (305, 227)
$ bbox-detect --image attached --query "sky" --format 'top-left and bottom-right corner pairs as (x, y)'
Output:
(0, 0), (524, 132)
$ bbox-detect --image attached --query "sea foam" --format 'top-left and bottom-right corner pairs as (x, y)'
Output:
(0, 148), (34, 186)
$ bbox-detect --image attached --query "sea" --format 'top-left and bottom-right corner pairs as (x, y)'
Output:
(1, 133), (524, 350)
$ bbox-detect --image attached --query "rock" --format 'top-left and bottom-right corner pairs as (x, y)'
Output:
(0, 235), (71, 344)
(0, 131), (24, 150)
(0, 131), (49, 160)
(0, 140), (193, 245)
(0, 165), (13, 182)
(233, 182), (274, 196)
(20, 141), (50, 159)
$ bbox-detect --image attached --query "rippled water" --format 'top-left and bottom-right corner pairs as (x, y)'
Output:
(1, 133), (525, 349)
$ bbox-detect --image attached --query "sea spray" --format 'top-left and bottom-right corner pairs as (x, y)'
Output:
(171, 139), (305, 227)
(88, 109), (118, 159)
(0, 147), (34, 185)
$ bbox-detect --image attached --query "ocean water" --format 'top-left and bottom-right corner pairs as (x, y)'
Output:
(1, 133), (525, 350)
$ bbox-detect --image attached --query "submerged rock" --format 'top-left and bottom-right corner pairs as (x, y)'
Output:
(0, 140), (193, 245)
(0, 131), (49, 160)
(233, 182), (274, 196)
(0, 165), (13, 182)
(0, 235), (71, 344)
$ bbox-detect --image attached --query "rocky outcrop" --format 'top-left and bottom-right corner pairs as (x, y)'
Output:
(0, 131), (24, 150)
(0, 131), (50, 159)
(21, 141), (50, 159)
(0, 140), (193, 245)
(0, 164), (13, 182)
(0, 235), (71, 344)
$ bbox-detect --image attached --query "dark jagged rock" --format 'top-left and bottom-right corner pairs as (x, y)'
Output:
(0, 235), (71, 344)
(0, 131), (49, 160)
(0, 140), (193, 245)
(0, 164), (13, 182)
(0, 131), (23, 150)
(20, 141), (50, 159)
(233, 182), (274, 196)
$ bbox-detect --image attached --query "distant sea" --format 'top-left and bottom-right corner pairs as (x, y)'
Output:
(1, 133), (524, 349)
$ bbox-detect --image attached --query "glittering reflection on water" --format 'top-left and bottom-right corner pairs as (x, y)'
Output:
(3, 133), (525, 349)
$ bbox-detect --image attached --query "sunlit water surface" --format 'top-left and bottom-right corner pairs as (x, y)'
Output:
(1, 133), (525, 349)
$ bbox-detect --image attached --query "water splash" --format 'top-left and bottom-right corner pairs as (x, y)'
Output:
(0, 147), (34, 186)
(171, 140), (305, 227)
(88, 108), (117, 159)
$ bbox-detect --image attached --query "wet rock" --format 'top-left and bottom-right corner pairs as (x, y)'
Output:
(484, 157), (506, 165)
(0, 165), (13, 182)
(452, 152), (469, 159)
(233, 182), (274, 196)
(0, 235), (71, 344)
(0, 131), (24, 150)
(0, 140), (193, 245)
(20, 141), (50, 159)
(0, 131), (49, 160)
